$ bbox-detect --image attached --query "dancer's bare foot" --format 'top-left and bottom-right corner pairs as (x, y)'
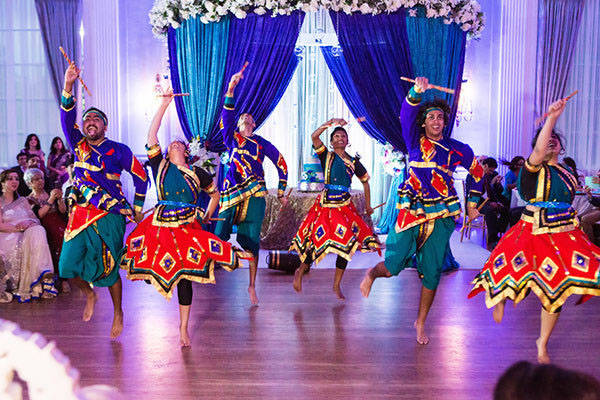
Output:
(414, 320), (429, 345)
(493, 300), (506, 324)
(360, 269), (374, 298)
(536, 338), (550, 364)
(83, 291), (98, 322)
(180, 327), (191, 347)
(333, 285), (346, 300)
(293, 268), (303, 293)
(110, 310), (124, 340)
(248, 286), (259, 305)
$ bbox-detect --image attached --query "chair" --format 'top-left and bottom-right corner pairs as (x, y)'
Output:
(459, 179), (487, 244)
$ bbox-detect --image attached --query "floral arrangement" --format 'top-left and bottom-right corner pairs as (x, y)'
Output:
(381, 143), (406, 177)
(189, 138), (219, 175)
(149, 0), (484, 39)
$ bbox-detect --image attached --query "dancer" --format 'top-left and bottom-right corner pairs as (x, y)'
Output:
(469, 99), (600, 364)
(360, 77), (484, 344)
(58, 63), (148, 339)
(124, 90), (252, 347)
(291, 119), (380, 299)
(214, 66), (289, 305)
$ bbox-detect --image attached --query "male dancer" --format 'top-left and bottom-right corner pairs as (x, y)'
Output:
(215, 66), (288, 305)
(360, 77), (483, 344)
(59, 63), (148, 339)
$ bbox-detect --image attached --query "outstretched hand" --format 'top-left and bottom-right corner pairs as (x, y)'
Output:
(414, 77), (432, 93)
(546, 99), (566, 120)
(64, 62), (80, 89)
(229, 62), (248, 89)
(161, 87), (175, 106)
(325, 118), (347, 128)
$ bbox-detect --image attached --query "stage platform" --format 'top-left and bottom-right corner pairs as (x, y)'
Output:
(3, 268), (600, 399)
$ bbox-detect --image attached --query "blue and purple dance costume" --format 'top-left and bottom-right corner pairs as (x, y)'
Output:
(58, 90), (148, 287)
(384, 87), (484, 290)
(214, 95), (288, 258)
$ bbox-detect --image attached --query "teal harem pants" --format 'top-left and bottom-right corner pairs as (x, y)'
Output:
(384, 217), (455, 290)
(214, 196), (266, 258)
(58, 213), (126, 287)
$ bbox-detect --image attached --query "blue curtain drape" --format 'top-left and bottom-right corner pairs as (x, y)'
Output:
(329, 10), (413, 153)
(205, 12), (304, 147)
(168, 28), (195, 142)
(535, 0), (585, 119)
(321, 46), (386, 144)
(34, 0), (82, 103)
(376, 173), (404, 234)
(173, 18), (231, 145)
(405, 9), (467, 137)
(169, 13), (304, 152)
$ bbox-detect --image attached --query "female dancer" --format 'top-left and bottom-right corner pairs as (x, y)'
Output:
(291, 119), (380, 299)
(124, 89), (251, 346)
(469, 99), (600, 363)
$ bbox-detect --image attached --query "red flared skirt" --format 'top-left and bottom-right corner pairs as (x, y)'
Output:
(124, 215), (252, 300)
(289, 196), (381, 265)
(469, 219), (600, 312)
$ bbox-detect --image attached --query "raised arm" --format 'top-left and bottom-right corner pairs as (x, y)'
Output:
(147, 88), (174, 148)
(119, 146), (148, 222)
(311, 118), (347, 149)
(221, 67), (246, 149)
(263, 140), (288, 206)
(61, 63), (84, 149)
(400, 77), (434, 151)
(529, 99), (566, 166)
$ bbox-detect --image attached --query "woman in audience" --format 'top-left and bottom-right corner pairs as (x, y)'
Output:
(0, 169), (55, 302)
(47, 137), (72, 188)
(22, 133), (46, 174)
(500, 156), (525, 203)
(25, 168), (70, 293)
(501, 156), (525, 225)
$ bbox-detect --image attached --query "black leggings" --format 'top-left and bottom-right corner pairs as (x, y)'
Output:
(304, 254), (348, 270)
(177, 279), (193, 306)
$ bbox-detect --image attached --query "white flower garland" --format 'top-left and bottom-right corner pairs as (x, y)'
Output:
(381, 143), (406, 177)
(149, 0), (484, 39)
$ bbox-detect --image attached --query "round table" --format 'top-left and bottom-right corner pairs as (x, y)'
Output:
(259, 189), (374, 250)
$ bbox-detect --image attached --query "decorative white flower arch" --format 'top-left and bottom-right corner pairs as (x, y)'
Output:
(149, 0), (484, 39)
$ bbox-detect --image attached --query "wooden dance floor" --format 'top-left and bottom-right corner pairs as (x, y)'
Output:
(3, 268), (600, 399)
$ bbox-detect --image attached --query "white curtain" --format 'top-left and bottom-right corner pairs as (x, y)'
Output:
(0, 0), (62, 168)
(257, 11), (388, 222)
(556, 0), (600, 175)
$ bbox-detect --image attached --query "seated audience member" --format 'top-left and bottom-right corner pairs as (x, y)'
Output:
(500, 156), (525, 204)
(25, 168), (70, 293)
(500, 156), (526, 226)
(494, 361), (600, 400)
(47, 137), (72, 189)
(579, 186), (600, 246)
(22, 133), (46, 174)
(0, 169), (55, 302)
(26, 154), (52, 192)
(467, 157), (509, 251)
(10, 151), (31, 197)
(563, 156), (584, 187)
